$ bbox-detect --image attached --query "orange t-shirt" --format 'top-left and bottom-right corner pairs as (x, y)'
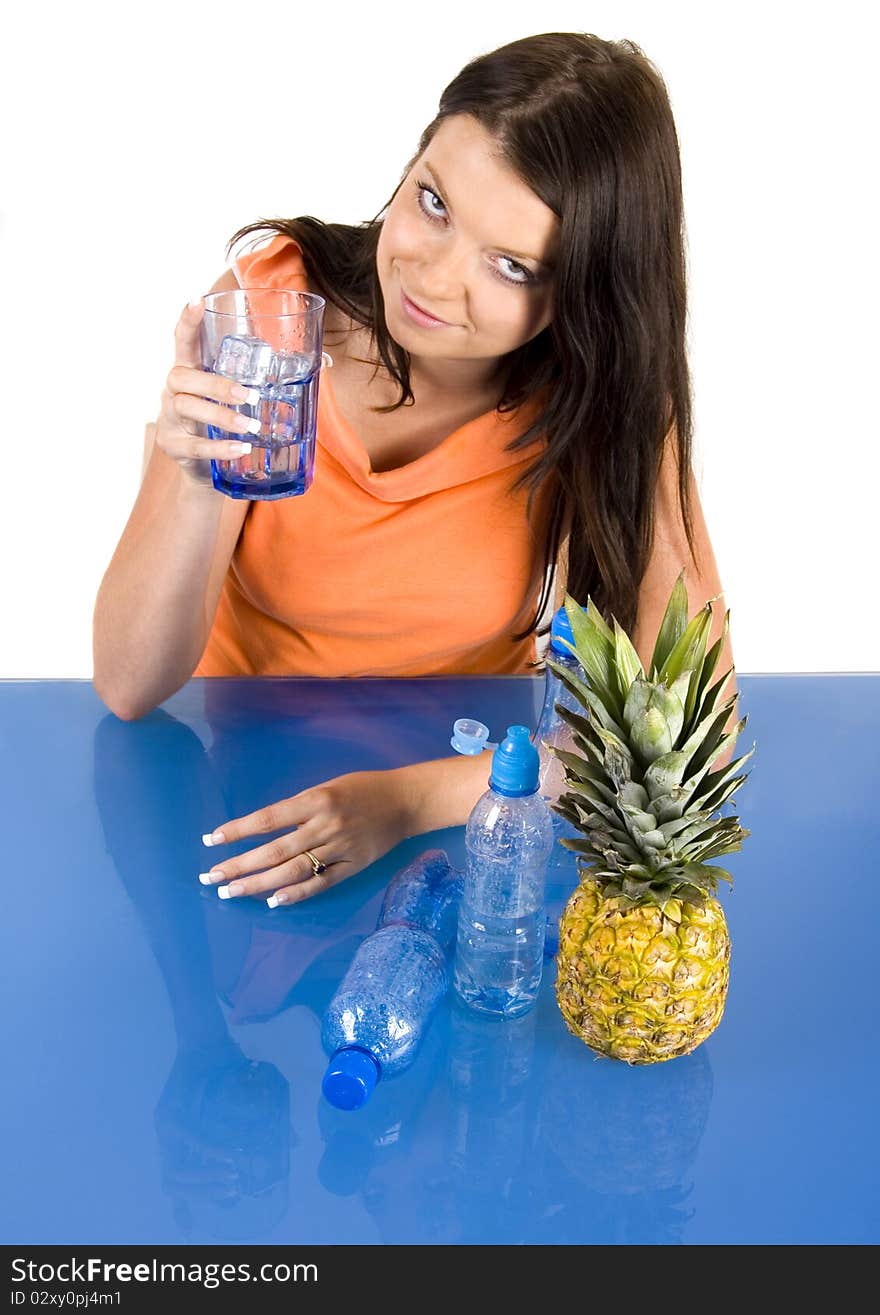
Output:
(194, 234), (555, 678)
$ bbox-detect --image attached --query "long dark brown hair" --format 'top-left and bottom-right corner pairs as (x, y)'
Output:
(229, 32), (698, 646)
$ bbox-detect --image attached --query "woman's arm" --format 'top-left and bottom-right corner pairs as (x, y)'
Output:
(93, 459), (248, 720)
(553, 433), (738, 737)
(632, 429), (740, 765)
(93, 270), (248, 721)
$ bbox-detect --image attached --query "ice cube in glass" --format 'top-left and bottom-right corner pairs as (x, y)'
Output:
(214, 334), (275, 386)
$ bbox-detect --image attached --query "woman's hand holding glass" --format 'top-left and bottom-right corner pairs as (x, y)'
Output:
(156, 300), (260, 486)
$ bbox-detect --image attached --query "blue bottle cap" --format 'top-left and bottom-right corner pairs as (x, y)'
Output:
(550, 603), (586, 655)
(450, 718), (492, 755)
(489, 725), (540, 797)
(322, 1047), (381, 1111)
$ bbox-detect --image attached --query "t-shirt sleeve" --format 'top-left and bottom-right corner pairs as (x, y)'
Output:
(233, 233), (309, 292)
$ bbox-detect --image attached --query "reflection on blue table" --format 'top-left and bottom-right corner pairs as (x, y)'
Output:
(94, 710), (293, 1241)
(2, 675), (877, 1244)
(91, 696), (712, 1243)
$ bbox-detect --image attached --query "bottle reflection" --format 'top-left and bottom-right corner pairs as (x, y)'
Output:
(445, 998), (538, 1202)
(536, 1034), (714, 1243)
(316, 1008), (448, 1202)
(92, 710), (291, 1240)
(317, 1004), (464, 1242)
(316, 994), (540, 1243)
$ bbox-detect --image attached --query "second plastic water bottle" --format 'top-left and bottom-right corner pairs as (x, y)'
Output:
(321, 850), (462, 1110)
(453, 726), (553, 1018)
(534, 604), (587, 808)
(534, 604), (588, 957)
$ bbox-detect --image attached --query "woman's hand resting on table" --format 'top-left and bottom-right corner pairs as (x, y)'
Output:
(198, 770), (413, 907)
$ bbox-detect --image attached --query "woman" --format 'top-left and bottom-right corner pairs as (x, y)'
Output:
(93, 31), (734, 907)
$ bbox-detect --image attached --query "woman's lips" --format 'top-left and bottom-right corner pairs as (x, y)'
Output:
(400, 289), (452, 328)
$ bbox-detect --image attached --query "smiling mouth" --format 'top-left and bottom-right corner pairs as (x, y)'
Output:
(400, 288), (452, 326)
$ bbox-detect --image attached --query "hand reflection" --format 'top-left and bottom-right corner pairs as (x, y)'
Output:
(92, 709), (291, 1240)
(154, 1041), (289, 1239)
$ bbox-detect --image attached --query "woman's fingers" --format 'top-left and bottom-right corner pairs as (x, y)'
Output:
(155, 303), (261, 482)
(213, 851), (316, 900)
(200, 830), (325, 888)
(202, 794), (316, 848)
(168, 365), (253, 406)
(161, 366), (258, 441)
(159, 433), (254, 464)
(269, 863), (356, 908)
(170, 392), (260, 437)
(201, 843), (340, 902)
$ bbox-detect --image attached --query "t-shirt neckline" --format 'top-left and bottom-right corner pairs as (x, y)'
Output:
(318, 363), (546, 502)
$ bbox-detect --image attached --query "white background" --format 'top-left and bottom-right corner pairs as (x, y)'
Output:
(2, 0), (877, 676)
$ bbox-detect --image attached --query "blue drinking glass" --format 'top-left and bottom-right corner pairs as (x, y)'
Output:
(199, 287), (329, 501)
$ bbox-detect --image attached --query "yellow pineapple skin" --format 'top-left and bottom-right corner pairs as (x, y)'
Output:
(555, 878), (730, 1064)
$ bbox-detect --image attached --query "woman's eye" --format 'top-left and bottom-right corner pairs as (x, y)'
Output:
(495, 256), (532, 285)
(417, 184), (447, 222)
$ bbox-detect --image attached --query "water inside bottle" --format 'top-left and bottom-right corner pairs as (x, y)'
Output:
(453, 898), (545, 1019)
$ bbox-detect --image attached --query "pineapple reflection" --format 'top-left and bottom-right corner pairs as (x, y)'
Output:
(536, 1021), (714, 1243)
(92, 710), (291, 1240)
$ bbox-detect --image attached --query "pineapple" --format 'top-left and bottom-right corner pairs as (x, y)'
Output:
(548, 570), (754, 1065)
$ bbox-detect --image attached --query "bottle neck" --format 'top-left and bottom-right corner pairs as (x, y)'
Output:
(488, 781), (539, 800)
(548, 646), (581, 668)
(537, 651), (580, 725)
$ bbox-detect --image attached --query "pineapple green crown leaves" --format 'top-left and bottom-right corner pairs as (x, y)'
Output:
(546, 569), (755, 912)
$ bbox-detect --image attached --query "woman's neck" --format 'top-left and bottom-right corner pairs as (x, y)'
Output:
(324, 306), (504, 408)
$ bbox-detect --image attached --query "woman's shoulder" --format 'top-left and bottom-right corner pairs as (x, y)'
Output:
(233, 231), (308, 292)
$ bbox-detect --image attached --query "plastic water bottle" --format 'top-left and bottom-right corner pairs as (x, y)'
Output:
(321, 850), (462, 1111)
(453, 726), (553, 1018)
(534, 605), (589, 956)
(535, 604), (588, 809)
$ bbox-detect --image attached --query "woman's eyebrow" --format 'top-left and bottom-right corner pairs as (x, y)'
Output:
(422, 160), (556, 271)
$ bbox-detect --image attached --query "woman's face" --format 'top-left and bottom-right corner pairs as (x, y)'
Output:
(376, 115), (559, 375)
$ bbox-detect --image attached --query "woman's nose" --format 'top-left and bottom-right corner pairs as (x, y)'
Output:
(417, 236), (470, 299)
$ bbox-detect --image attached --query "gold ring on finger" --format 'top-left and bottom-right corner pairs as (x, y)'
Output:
(304, 850), (327, 876)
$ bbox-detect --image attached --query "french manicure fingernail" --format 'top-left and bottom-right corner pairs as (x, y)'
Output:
(243, 387), (261, 406)
(245, 417), (262, 435)
(267, 894), (287, 909)
(202, 831), (225, 846)
(198, 871), (221, 885)
(228, 442), (252, 455)
(217, 885), (232, 900)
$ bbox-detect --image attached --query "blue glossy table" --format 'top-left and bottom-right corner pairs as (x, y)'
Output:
(1, 674), (877, 1246)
